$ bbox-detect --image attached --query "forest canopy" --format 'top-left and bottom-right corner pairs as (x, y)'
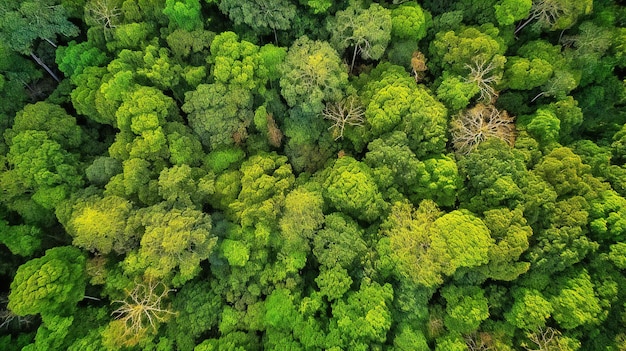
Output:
(1, 0), (626, 350)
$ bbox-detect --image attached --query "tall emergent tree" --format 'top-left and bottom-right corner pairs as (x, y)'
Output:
(0, 0), (79, 81)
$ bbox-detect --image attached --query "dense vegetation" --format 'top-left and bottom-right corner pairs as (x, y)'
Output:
(0, 0), (625, 349)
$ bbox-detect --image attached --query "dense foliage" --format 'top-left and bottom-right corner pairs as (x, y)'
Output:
(1, 0), (626, 350)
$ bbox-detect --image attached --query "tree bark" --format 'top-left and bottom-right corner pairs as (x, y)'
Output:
(30, 51), (60, 82)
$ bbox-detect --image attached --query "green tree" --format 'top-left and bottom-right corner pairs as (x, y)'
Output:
(505, 288), (552, 331)
(429, 24), (506, 75)
(480, 207), (532, 281)
(328, 3), (392, 72)
(442, 285), (489, 334)
(503, 56), (553, 90)
(58, 192), (135, 255)
(218, 0), (296, 41)
(436, 73), (480, 111)
(358, 63), (448, 157)
(321, 156), (387, 223)
(167, 281), (221, 351)
(391, 2), (431, 41)
(0, 0), (79, 81)
(0, 220), (42, 257)
(428, 209), (494, 277)
(229, 152), (295, 228)
(56, 40), (108, 80)
(8, 246), (86, 317)
(182, 83), (253, 149)
(2, 130), (83, 214)
(312, 212), (367, 270)
(279, 186), (324, 254)
(494, 0), (532, 26)
(280, 36), (348, 114)
(124, 204), (217, 286)
(328, 280), (394, 349)
(7, 101), (85, 151)
(548, 269), (603, 330)
(457, 139), (528, 212)
(163, 0), (203, 31)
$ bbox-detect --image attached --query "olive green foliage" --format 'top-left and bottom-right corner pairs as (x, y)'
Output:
(280, 36), (348, 113)
(3, 1), (626, 350)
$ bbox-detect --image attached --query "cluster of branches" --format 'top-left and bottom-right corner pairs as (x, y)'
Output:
(323, 95), (365, 140)
(450, 103), (516, 155)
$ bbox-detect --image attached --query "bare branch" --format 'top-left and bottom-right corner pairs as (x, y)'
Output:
(523, 327), (560, 351)
(463, 57), (500, 104)
(111, 279), (176, 336)
(322, 95), (365, 140)
(451, 104), (516, 155)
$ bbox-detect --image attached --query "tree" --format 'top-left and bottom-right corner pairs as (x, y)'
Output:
(0, 0), (79, 81)
(548, 269), (603, 330)
(524, 109), (561, 147)
(451, 104), (516, 155)
(124, 204), (217, 285)
(109, 279), (176, 347)
(84, 0), (123, 40)
(358, 63), (448, 157)
(328, 3), (393, 72)
(166, 281), (221, 351)
(0, 220), (42, 257)
(522, 327), (580, 351)
(378, 200), (493, 287)
(229, 152), (295, 229)
(505, 288), (552, 331)
(322, 95), (365, 140)
(165, 28), (214, 61)
(328, 280), (394, 349)
(312, 212), (367, 270)
(7, 101), (85, 150)
(504, 56), (553, 90)
(463, 56), (505, 103)
(391, 2), (431, 41)
(280, 36), (348, 114)
(157, 164), (214, 208)
(70, 66), (108, 124)
(279, 186), (324, 253)
(321, 156), (387, 223)
(162, 0), (203, 31)
(2, 130), (83, 213)
(514, 0), (593, 34)
(8, 246), (86, 317)
(442, 285), (489, 334)
(56, 41), (108, 80)
(429, 24), (506, 75)
(182, 82), (253, 149)
(436, 73), (480, 111)
(428, 209), (494, 277)
(494, 0), (532, 26)
(480, 207), (532, 281)
(218, 0), (296, 41)
(59, 193), (135, 255)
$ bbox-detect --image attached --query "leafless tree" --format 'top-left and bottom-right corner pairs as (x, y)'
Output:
(0, 295), (34, 330)
(464, 57), (500, 104)
(85, 0), (122, 40)
(465, 332), (492, 351)
(515, 0), (567, 35)
(523, 327), (560, 351)
(323, 95), (365, 140)
(450, 104), (516, 155)
(112, 279), (176, 336)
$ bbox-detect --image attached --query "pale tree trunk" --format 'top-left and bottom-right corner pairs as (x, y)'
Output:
(30, 52), (60, 82)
